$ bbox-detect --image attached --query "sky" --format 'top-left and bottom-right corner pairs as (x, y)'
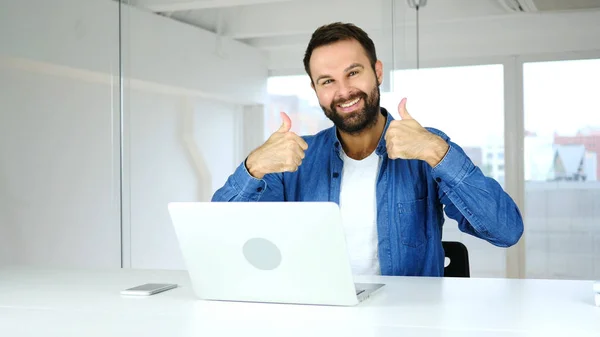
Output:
(523, 59), (600, 137)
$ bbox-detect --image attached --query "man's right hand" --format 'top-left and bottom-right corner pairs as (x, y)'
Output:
(245, 112), (309, 179)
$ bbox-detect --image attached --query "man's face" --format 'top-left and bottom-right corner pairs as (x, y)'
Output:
(309, 39), (383, 135)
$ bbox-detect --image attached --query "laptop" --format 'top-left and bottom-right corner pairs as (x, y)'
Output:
(167, 201), (384, 306)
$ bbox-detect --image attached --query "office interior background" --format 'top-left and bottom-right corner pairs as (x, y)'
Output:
(1, 0), (599, 280)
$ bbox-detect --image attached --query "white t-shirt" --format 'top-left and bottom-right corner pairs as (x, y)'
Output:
(339, 149), (381, 275)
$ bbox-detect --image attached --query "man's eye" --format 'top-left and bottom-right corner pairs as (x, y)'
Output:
(323, 79), (332, 85)
(349, 71), (358, 76)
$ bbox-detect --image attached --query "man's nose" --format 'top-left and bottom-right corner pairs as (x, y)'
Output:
(336, 80), (353, 100)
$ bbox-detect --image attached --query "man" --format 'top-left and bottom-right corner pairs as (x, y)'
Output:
(212, 22), (523, 277)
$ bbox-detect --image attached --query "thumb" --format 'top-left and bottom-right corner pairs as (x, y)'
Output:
(398, 98), (413, 120)
(277, 111), (292, 133)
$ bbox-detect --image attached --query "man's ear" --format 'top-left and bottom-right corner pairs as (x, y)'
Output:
(375, 60), (383, 85)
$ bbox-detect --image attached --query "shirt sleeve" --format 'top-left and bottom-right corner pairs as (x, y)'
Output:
(427, 128), (524, 247)
(211, 158), (285, 202)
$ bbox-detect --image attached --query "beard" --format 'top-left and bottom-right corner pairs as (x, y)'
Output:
(321, 84), (380, 135)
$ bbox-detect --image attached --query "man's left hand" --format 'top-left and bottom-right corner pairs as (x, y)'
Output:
(384, 98), (450, 167)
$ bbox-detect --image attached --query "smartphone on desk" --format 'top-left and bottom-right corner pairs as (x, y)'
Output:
(120, 283), (177, 296)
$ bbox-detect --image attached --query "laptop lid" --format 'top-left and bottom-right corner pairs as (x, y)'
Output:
(167, 201), (360, 306)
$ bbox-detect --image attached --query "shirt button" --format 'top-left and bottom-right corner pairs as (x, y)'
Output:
(256, 187), (263, 192)
(435, 177), (442, 183)
(332, 172), (339, 178)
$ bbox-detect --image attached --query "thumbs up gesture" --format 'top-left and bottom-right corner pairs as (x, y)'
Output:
(384, 98), (449, 167)
(245, 112), (309, 179)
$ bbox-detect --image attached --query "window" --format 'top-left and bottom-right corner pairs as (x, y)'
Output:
(264, 75), (331, 140)
(523, 58), (600, 280)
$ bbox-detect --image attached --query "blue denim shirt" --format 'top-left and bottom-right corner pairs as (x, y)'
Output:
(212, 108), (524, 276)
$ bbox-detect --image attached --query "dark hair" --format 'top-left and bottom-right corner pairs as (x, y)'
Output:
(303, 22), (378, 82)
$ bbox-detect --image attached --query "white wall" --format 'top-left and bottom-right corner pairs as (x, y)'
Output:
(123, 2), (268, 104)
(194, 100), (242, 194)
(0, 0), (268, 268)
(0, 0), (267, 104)
(394, 10), (600, 68)
(0, 65), (122, 268)
(127, 90), (241, 270)
(241, 105), (267, 158)
(0, 163), (17, 266)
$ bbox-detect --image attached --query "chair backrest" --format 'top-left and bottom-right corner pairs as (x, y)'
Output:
(442, 241), (470, 277)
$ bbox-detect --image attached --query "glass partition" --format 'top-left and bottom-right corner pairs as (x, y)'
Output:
(0, 0), (122, 267)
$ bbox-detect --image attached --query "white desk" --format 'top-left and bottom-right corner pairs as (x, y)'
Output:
(0, 267), (598, 336)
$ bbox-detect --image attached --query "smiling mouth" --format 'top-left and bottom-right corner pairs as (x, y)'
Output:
(337, 97), (361, 111)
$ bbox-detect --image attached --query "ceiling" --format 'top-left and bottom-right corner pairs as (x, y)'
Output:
(131, 0), (510, 41)
(127, 0), (600, 74)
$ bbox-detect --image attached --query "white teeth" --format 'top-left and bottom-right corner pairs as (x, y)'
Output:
(339, 98), (360, 108)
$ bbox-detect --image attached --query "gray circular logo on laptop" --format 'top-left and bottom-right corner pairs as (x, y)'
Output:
(242, 238), (282, 270)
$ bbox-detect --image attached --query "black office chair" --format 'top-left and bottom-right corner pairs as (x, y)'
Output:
(442, 241), (470, 277)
